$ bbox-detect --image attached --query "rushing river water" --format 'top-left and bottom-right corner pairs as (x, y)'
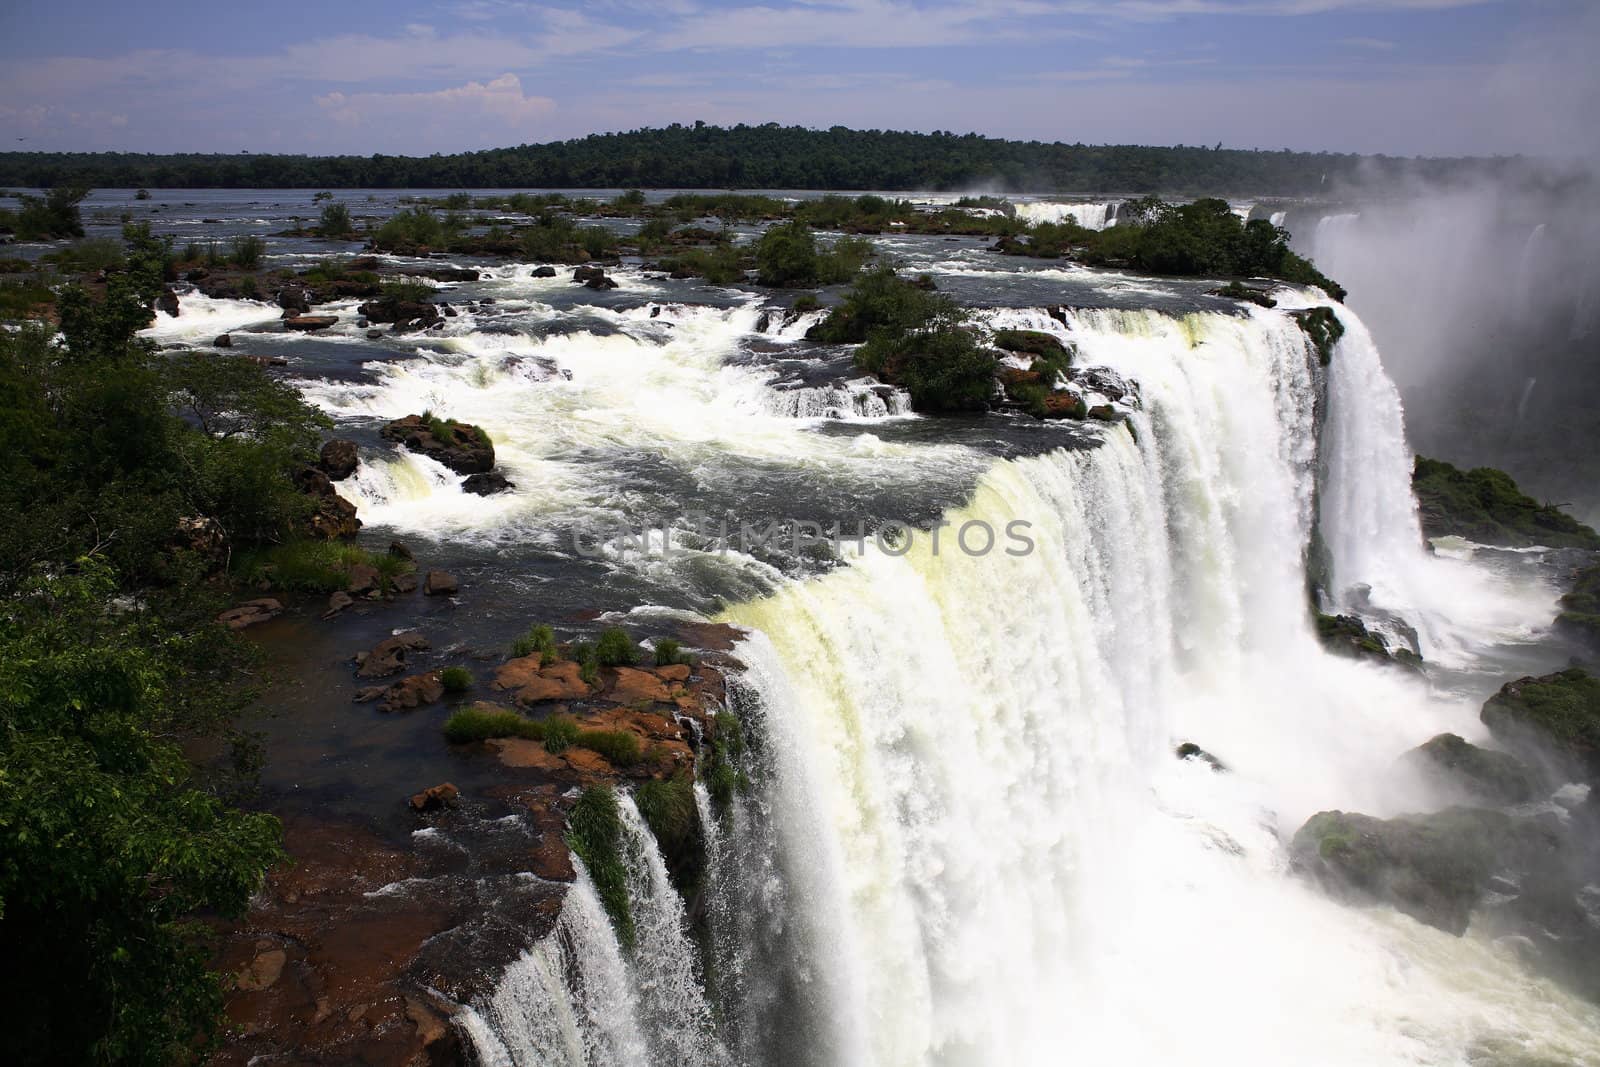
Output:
(127, 190), (1600, 1065)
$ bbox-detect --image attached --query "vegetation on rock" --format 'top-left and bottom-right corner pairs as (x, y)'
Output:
(1314, 612), (1421, 669)
(1291, 306), (1345, 364)
(1556, 563), (1600, 650)
(566, 786), (635, 946)
(1412, 457), (1600, 549)
(1480, 668), (1600, 781)
(1400, 732), (1538, 806)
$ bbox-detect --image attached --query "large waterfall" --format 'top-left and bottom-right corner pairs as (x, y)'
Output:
(461, 302), (1594, 1065)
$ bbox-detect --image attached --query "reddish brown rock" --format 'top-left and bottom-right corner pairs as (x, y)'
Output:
(655, 663), (691, 684)
(319, 438), (359, 481)
(607, 666), (672, 704)
(355, 632), (430, 679)
(284, 314), (339, 332)
(346, 563), (380, 596)
(494, 658), (592, 705)
(366, 671), (445, 713)
(218, 598), (282, 630)
(408, 782), (459, 812)
(423, 570), (459, 597)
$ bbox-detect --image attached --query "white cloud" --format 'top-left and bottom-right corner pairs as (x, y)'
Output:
(316, 73), (554, 128)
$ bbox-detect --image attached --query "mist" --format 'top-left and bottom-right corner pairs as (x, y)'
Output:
(1287, 162), (1600, 527)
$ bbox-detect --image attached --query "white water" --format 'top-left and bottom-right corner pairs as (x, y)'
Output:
(713, 304), (1598, 1065)
(1013, 200), (1118, 231)
(464, 794), (727, 1066)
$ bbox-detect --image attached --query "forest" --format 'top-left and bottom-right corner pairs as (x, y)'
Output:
(0, 122), (1524, 194)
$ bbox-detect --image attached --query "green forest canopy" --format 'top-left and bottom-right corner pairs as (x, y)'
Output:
(0, 122), (1536, 194)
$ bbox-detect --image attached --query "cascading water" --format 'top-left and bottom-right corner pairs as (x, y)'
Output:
(1013, 200), (1119, 231)
(462, 794), (728, 1066)
(706, 304), (1595, 1065)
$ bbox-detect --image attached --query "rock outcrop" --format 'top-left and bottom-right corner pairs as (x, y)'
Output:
(1481, 667), (1600, 783)
(381, 415), (495, 475)
(318, 438), (359, 481)
(1400, 732), (1538, 806)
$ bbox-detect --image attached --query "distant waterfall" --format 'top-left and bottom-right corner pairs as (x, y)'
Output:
(1013, 201), (1119, 231)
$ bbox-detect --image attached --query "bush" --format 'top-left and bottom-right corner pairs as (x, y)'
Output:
(234, 540), (378, 593)
(578, 729), (642, 766)
(815, 235), (874, 285)
(440, 666), (473, 693)
(579, 225), (615, 259)
(542, 715), (580, 753)
(659, 244), (746, 285)
(653, 638), (691, 666)
(511, 622), (558, 663)
(756, 220), (819, 287)
(43, 238), (125, 274)
(565, 787), (634, 946)
(238, 275), (259, 299)
(379, 278), (435, 304)
(11, 185), (88, 240)
(373, 207), (446, 252)
(0, 277), (55, 320)
(441, 706), (581, 754)
(594, 627), (639, 667)
(793, 293), (820, 312)
(229, 236), (265, 270)
(318, 202), (353, 238)
(634, 774), (703, 894)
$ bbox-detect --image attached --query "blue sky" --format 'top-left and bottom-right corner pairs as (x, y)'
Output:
(1, 0), (1595, 157)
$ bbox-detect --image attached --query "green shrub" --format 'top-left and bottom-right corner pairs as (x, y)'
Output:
(43, 238), (126, 274)
(653, 638), (691, 666)
(579, 226), (615, 259)
(319, 202), (353, 238)
(234, 540), (378, 593)
(634, 774), (703, 894)
(659, 244), (746, 284)
(373, 207), (446, 252)
(636, 217), (672, 246)
(793, 293), (820, 312)
(542, 715), (580, 753)
(238, 275), (259, 299)
(0, 277), (55, 320)
(443, 706), (530, 743)
(756, 220), (820, 287)
(380, 278), (435, 304)
(511, 622), (558, 663)
(12, 185), (88, 240)
(566, 786), (634, 946)
(1412, 456), (1600, 549)
(578, 729), (642, 766)
(229, 236), (265, 270)
(440, 666), (473, 693)
(594, 627), (639, 667)
(815, 235), (874, 284)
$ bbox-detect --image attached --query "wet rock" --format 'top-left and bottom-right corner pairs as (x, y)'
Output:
(1176, 741), (1226, 772)
(374, 671), (445, 712)
(277, 287), (311, 315)
(1401, 733), (1538, 806)
(1482, 668), (1600, 783)
(244, 354), (288, 367)
(156, 287), (180, 317)
(530, 266), (557, 278)
(346, 563), (380, 596)
(214, 333), (232, 348)
(357, 297), (440, 332)
(1314, 613), (1420, 669)
(388, 540), (414, 561)
(284, 314), (339, 332)
(365, 329), (383, 340)
(423, 570), (459, 597)
(318, 438), (359, 481)
(1290, 807), (1562, 936)
(355, 632), (430, 679)
(408, 782), (459, 812)
(573, 265), (618, 290)
(380, 414), (495, 475)
(390, 571), (418, 594)
(493, 658), (591, 705)
(295, 466), (362, 539)
(607, 666), (672, 704)
(462, 471), (513, 495)
(400, 266), (479, 282)
(323, 591), (354, 619)
(217, 598), (282, 630)
(234, 947), (287, 992)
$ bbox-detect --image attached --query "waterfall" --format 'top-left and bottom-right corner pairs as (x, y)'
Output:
(1013, 201), (1118, 231)
(712, 303), (1595, 1065)
(463, 794), (727, 1065)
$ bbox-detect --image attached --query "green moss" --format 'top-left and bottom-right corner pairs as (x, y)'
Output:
(1291, 306), (1344, 365)
(1413, 456), (1600, 549)
(634, 774), (704, 897)
(1481, 667), (1600, 777)
(566, 786), (634, 947)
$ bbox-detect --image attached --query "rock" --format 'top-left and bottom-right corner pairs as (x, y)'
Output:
(284, 314), (339, 332)
(366, 329), (383, 340)
(217, 598), (282, 630)
(462, 471), (513, 495)
(1087, 403), (1118, 422)
(1314, 613), (1419, 669)
(277, 287), (311, 315)
(423, 570), (459, 597)
(294, 466), (362, 539)
(155, 288), (180, 317)
(408, 782), (459, 812)
(481, 296), (496, 305)
(388, 540), (414, 561)
(390, 571), (418, 594)
(322, 591), (354, 619)
(531, 266), (557, 278)
(1042, 391), (1087, 420)
(357, 297), (440, 332)
(345, 563), (380, 596)
(573, 265), (618, 289)
(375, 671), (445, 712)
(607, 666), (672, 704)
(380, 414), (495, 475)
(1176, 741), (1226, 771)
(400, 266), (479, 282)
(655, 663), (691, 684)
(493, 658), (592, 705)
(1290, 807), (1561, 936)
(443, 304), (458, 318)
(235, 947), (287, 991)
(214, 333), (232, 348)
(1401, 733), (1538, 806)
(318, 438), (359, 481)
(992, 328), (1070, 362)
(244, 354), (288, 367)
(355, 632), (430, 679)
(1481, 668), (1600, 783)
(1555, 562), (1600, 652)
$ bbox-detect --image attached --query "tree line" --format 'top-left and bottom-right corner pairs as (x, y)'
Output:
(0, 122), (1525, 194)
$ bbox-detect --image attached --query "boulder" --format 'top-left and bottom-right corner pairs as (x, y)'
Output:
(573, 265), (618, 289)
(493, 658), (591, 705)
(322, 591), (354, 619)
(361, 671), (445, 713)
(217, 598), (282, 630)
(155, 288), (180, 317)
(214, 333), (232, 348)
(345, 563), (380, 596)
(380, 414), (495, 475)
(530, 266), (557, 278)
(354, 631), (430, 679)
(408, 782), (460, 812)
(284, 314), (339, 332)
(294, 466), (361, 539)
(1175, 741), (1226, 772)
(357, 297), (440, 332)
(400, 266), (479, 282)
(390, 571), (419, 594)
(1401, 733), (1538, 806)
(277, 287), (311, 315)
(1481, 668), (1600, 783)
(423, 570), (459, 597)
(388, 540), (414, 561)
(1290, 807), (1561, 936)
(462, 471), (513, 496)
(318, 438), (359, 481)
(1314, 613), (1421, 669)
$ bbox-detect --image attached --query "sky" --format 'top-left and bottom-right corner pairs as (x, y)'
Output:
(1, 0), (1597, 158)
